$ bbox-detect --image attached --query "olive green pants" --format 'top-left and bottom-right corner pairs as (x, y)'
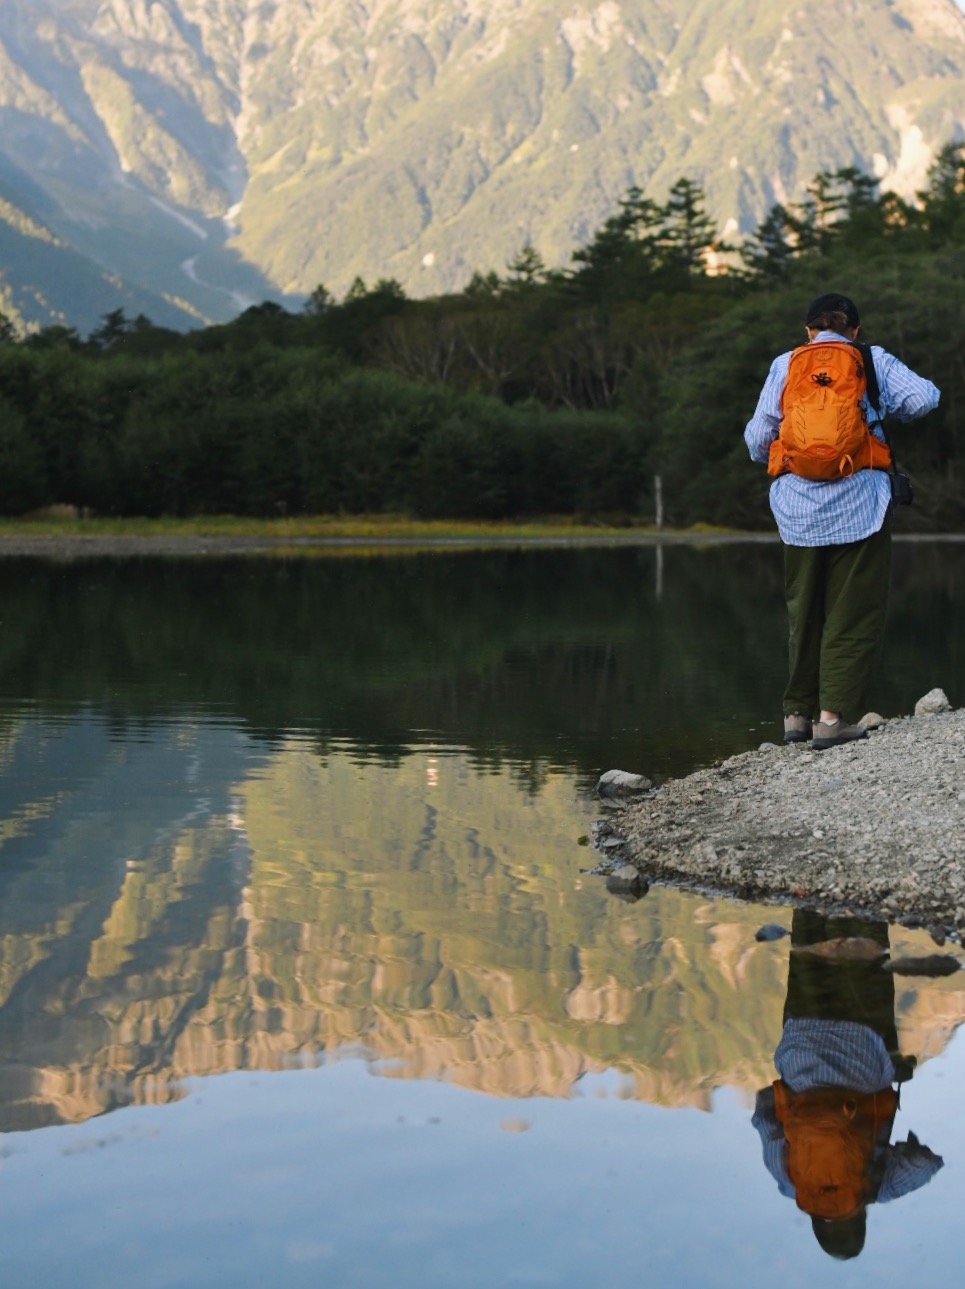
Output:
(783, 524), (892, 720)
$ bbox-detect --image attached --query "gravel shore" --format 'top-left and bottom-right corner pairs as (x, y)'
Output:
(593, 706), (965, 937)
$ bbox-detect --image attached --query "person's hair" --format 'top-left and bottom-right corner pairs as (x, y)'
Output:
(808, 308), (853, 335)
(810, 1211), (867, 1260)
(805, 293), (860, 335)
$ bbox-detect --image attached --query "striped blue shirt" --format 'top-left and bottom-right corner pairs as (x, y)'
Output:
(744, 332), (940, 546)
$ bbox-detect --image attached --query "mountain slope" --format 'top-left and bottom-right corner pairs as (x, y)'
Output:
(0, 158), (206, 331)
(0, 0), (963, 326)
(228, 0), (965, 297)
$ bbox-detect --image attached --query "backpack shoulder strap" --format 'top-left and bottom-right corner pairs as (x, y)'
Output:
(854, 342), (881, 417)
(854, 340), (904, 481)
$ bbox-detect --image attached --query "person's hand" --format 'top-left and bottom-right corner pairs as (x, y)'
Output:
(755, 1086), (776, 1115)
(891, 1053), (917, 1082)
(893, 1131), (941, 1163)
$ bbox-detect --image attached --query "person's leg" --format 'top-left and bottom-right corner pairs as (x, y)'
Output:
(818, 524), (892, 719)
(783, 543), (825, 718)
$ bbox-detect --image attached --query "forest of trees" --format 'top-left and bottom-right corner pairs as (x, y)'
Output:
(0, 145), (962, 528)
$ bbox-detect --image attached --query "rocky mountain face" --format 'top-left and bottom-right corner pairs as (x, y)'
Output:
(0, 0), (963, 329)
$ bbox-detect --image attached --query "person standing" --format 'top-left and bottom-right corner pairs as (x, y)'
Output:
(744, 294), (940, 749)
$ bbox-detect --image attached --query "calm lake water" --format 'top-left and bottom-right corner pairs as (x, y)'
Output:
(1, 540), (964, 1288)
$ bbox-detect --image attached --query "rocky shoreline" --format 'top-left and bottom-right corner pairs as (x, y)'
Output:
(591, 698), (965, 938)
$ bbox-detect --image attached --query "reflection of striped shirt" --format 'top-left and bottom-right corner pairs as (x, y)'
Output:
(752, 1019), (943, 1204)
(775, 1017), (895, 1092)
(744, 332), (940, 547)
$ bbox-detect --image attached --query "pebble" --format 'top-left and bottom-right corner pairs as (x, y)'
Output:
(755, 923), (790, 942)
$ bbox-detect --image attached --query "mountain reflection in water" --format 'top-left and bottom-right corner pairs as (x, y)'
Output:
(1, 722), (964, 1132)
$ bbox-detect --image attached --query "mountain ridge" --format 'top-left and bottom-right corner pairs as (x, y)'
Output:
(0, 0), (963, 329)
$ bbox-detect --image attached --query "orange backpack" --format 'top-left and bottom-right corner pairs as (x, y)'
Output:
(773, 1080), (898, 1220)
(767, 342), (892, 481)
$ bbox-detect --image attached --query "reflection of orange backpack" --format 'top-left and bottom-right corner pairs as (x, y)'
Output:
(773, 1080), (898, 1220)
(767, 342), (892, 481)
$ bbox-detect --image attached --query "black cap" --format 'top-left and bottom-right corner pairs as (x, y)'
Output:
(806, 293), (860, 326)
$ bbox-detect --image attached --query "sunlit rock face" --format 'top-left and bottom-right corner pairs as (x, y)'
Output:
(1, 735), (963, 1132)
(0, 0), (963, 324)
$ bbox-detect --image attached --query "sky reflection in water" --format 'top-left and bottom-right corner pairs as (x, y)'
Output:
(2, 1036), (962, 1289)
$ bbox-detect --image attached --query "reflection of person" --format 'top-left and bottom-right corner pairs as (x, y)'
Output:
(743, 294), (940, 749)
(752, 911), (943, 1259)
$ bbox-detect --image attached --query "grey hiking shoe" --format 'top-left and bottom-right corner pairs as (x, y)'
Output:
(783, 713), (812, 744)
(812, 719), (869, 751)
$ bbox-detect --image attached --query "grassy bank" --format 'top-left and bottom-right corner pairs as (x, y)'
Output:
(0, 512), (743, 541)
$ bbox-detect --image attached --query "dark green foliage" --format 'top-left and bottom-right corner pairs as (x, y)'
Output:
(0, 393), (47, 512)
(661, 177), (722, 277)
(88, 308), (133, 351)
(913, 143), (965, 249)
(22, 325), (82, 351)
(740, 204), (799, 280)
(409, 400), (646, 518)
(0, 332), (645, 518)
(0, 151), (962, 523)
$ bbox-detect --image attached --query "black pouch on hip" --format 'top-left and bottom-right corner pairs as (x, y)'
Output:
(890, 471), (913, 507)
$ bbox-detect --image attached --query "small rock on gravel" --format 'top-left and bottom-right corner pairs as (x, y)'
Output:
(915, 688), (952, 716)
(596, 769), (653, 799)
